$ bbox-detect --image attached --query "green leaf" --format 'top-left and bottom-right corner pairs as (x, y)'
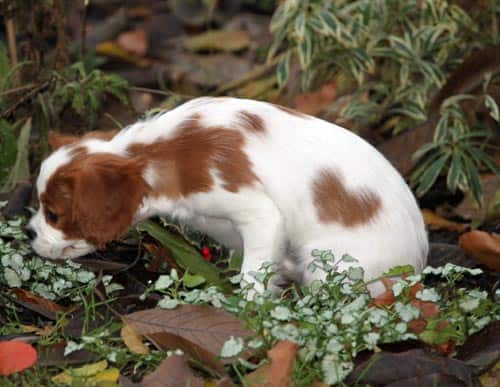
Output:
(183, 271), (206, 288)
(484, 95), (499, 121)
(276, 51), (291, 88)
(462, 155), (483, 207)
(416, 152), (450, 196)
(318, 10), (340, 37)
(383, 265), (415, 277)
(136, 221), (229, 291)
(0, 119), (18, 183)
(297, 33), (313, 70)
(446, 150), (462, 193)
(1, 118), (32, 193)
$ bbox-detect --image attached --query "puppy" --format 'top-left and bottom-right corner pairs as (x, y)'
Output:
(29, 97), (428, 294)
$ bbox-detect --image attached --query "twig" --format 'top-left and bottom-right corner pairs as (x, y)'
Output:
(0, 80), (51, 119)
(80, 0), (89, 59)
(130, 85), (196, 100)
(0, 83), (36, 97)
(5, 18), (21, 87)
(214, 53), (285, 95)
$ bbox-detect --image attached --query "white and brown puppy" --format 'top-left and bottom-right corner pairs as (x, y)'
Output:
(29, 97), (428, 294)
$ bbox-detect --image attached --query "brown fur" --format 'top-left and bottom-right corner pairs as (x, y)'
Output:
(127, 114), (259, 197)
(237, 111), (266, 135)
(313, 169), (381, 227)
(270, 103), (309, 118)
(48, 130), (119, 150)
(41, 151), (148, 248)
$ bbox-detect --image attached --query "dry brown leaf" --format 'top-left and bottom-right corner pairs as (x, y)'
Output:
(244, 362), (272, 386)
(10, 288), (66, 314)
(183, 30), (251, 52)
(121, 323), (149, 355)
(140, 355), (203, 387)
(266, 340), (299, 387)
(455, 175), (500, 222)
(123, 305), (254, 372)
(293, 81), (337, 116)
(96, 41), (150, 68)
(422, 209), (468, 232)
(458, 230), (500, 272)
(116, 28), (148, 57)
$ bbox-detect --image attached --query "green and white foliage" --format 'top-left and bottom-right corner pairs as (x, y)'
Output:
(149, 250), (499, 386)
(0, 202), (96, 300)
(270, 0), (499, 204)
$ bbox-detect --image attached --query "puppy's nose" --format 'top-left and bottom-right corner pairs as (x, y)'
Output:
(26, 225), (37, 240)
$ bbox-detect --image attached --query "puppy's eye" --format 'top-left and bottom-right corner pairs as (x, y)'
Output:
(46, 210), (58, 223)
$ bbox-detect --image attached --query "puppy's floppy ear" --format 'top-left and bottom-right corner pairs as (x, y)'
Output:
(48, 131), (80, 150)
(71, 154), (148, 248)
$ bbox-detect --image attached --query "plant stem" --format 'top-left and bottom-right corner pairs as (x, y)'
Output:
(5, 18), (21, 87)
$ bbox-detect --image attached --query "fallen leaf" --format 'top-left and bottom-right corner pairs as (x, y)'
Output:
(123, 305), (254, 372)
(457, 320), (500, 374)
(51, 360), (116, 385)
(96, 41), (150, 68)
(140, 355), (203, 387)
(183, 30), (251, 52)
(267, 340), (299, 387)
(455, 175), (500, 222)
(0, 341), (37, 375)
(143, 242), (180, 273)
(293, 81), (337, 116)
(421, 209), (468, 232)
(347, 349), (479, 386)
(372, 290), (396, 307)
(244, 362), (272, 385)
(37, 342), (98, 367)
(410, 300), (439, 319)
(121, 323), (150, 355)
(116, 28), (148, 57)
(164, 53), (252, 88)
(458, 230), (500, 272)
(480, 361), (500, 387)
(10, 288), (66, 313)
(138, 221), (229, 290)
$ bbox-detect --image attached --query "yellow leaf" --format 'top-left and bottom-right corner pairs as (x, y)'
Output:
(94, 368), (120, 383)
(52, 360), (109, 385)
(96, 41), (150, 68)
(121, 323), (150, 354)
(183, 30), (251, 52)
(422, 209), (468, 232)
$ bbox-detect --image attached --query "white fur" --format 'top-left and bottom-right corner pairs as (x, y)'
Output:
(30, 97), (428, 295)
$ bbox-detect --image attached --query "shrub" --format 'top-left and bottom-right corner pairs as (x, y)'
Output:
(270, 0), (499, 204)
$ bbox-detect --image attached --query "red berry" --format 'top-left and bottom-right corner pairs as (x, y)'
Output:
(201, 246), (212, 261)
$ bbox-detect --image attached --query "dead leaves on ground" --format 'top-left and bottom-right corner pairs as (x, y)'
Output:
(422, 209), (468, 232)
(123, 304), (254, 373)
(459, 230), (500, 272)
(0, 341), (37, 375)
(51, 360), (119, 386)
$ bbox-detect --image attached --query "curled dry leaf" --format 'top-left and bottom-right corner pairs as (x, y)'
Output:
(140, 355), (203, 387)
(421, 209), (468, 232)
(123, 305), (254, 372)
(96, 41), (150, 68)
(267, 340), (299, 387)
(183, 30), (251, 52)
(10, 288), (66, 313)
(116, 28), (148, 57)
(458, 230), (500, 272)
(293, 81), (337, 116)
(51, 360), (120, 385)
(0, 341), (37, 375)
(121, 323), (150, 355)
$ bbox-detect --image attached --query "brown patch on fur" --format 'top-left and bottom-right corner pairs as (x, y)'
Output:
(41, 150), (148, 248)
(48, 130), (119, 150)
(270, 103), (309, 118)
(313, 169), (381, 227)
(127, 114), (258, 197)
(237, 111), (266, 135)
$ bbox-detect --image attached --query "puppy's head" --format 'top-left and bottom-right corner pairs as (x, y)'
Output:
(29, 131), (148, 259)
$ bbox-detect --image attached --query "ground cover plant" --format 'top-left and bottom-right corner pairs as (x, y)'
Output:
(0, 0), (499, 385)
